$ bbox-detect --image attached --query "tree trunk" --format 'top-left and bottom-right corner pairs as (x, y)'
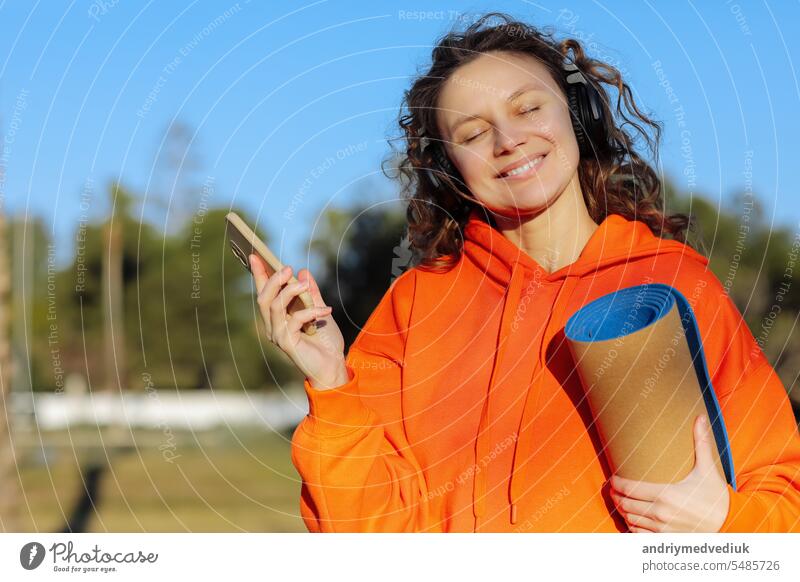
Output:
(102, 216), (125, 391)
(0, 210), (22, 531)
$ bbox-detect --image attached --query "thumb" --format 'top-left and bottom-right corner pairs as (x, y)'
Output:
(296, 268), (326, 308)
(693, 415), (716, 471)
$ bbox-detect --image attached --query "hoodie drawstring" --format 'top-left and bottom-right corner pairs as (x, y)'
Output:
(508, 274), (581, 525)
(472, 262), (525, 524)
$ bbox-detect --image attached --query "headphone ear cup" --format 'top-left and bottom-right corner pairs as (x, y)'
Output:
(422, 143), (474, 213)
(424, 143), (454, 190)
(564, 61), (609, 158)
(567, 88), (588, 154)
(421, 146), (441, 189)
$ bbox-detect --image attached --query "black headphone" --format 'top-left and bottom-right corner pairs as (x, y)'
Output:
(420, 58), (610, 192)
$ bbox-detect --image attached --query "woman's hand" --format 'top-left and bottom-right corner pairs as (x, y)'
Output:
(249, 254), (348, 391)
(609, 415), (731, 533)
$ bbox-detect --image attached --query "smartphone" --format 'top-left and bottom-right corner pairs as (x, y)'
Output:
(225, 211), (317, 335)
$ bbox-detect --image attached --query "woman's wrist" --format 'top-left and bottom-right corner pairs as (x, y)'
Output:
(308, 360), (350, 391)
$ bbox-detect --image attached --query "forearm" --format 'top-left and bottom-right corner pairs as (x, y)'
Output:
(290, 365), (432, 532)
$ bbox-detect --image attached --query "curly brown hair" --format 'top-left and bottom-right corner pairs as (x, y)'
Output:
(385, 12), (695, 272)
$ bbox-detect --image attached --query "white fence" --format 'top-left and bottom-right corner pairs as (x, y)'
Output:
(11, 387), (309, 431)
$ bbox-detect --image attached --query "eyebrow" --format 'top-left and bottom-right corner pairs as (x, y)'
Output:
(448, 84), (544, 134)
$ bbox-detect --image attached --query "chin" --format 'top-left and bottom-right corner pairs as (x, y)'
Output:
(485, 205), (546, 223)
(486, 189), (559, 219)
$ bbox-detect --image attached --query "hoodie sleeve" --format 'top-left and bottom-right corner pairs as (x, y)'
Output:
(691, 273), (800, 532)
(289, 269), (432, 532)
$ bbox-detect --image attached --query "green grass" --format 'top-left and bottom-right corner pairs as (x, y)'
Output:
(14, 427), (307, 532)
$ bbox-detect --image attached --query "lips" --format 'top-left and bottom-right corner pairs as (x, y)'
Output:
(496, 153), (547, 179)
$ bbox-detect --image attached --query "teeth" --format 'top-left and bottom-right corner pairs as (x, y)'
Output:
(501, 156), (543, 178)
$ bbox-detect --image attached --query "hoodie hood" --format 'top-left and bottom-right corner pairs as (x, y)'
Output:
(461, 207), (708, 527)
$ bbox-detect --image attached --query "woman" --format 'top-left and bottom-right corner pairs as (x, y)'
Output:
(250, 13), (800, 533)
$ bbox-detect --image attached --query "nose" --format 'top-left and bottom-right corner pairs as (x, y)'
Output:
(493, 121), (528, 157)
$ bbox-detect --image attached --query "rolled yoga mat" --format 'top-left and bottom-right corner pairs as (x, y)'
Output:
(564, 283), (736, 489)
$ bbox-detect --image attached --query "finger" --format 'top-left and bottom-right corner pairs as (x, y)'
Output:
(273, 280), (311, 315)
(256, 264), (293, 335)
(249, 254), (268, 288)
(271, 280), (312, 340)
(255, 261), (292, 301)
(693, 414), (716, 471)
(629, 526), (655, 534)
(296, 268), (326, 308)
(610, 476), (667, 502)
(625, 513), (661, 532)
(611, 492), (657, 519)
(286, 305), (333, 335)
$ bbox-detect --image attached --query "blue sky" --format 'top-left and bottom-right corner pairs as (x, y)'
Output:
(1, 0), (799, 270)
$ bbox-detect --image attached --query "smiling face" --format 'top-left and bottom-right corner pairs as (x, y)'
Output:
(435, 50), (582, 220)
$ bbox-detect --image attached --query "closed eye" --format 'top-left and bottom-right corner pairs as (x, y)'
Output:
(463, 130), (486, 143)
(463, 108), (538, 142)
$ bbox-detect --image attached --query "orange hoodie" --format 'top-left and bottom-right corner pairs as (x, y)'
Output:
(290, 209), (800, 532)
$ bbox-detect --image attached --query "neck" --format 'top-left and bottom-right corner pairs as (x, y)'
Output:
(492, 173), (599, 274)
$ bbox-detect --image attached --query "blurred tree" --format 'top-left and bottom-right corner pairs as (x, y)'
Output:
(134, 206), (299, 390)
(668, 180), (798, 411)
(6, 215), (48, 391)
(0, 206), (22, 531)
(310, 202), (410, 350)
(22, 185), (298, 392)
(0, 104), (24, 529)
(102, 182), (132, 391)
